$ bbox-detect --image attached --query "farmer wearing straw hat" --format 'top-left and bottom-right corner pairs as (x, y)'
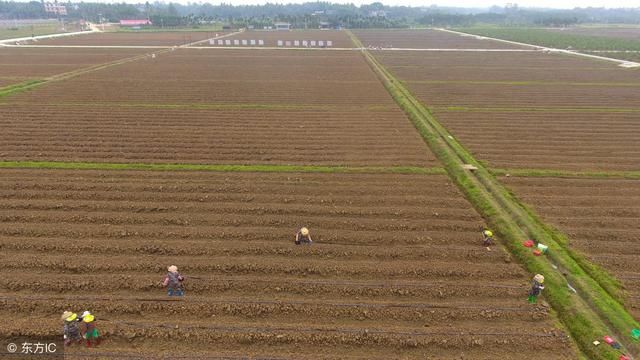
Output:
(528, 274), (545, 304)
(79, 311), (100, 347)
(482, 229), (494, 246)
(61, 311), (82, 346)
(295, 227), (313, 245)
(163, 265), (185, 296)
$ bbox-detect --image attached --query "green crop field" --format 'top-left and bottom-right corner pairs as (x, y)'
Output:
(0, 23), (67, 40)
(456, 27), (640, 51)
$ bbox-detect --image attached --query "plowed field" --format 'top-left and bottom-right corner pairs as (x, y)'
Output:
(8, 50), (395, 106)
(0, 49), (435, 166)
(0, 103), (434, 166)
(502, 176), (640, 320)
(0, 47), (146, 87)
(27, 31), (216, 46)
(433, 110), (640, 171)
(352, 29), (525, 49)
(368, 41), (640, 172)
(0, 169), (575, 358)
(202, 30), (354, 48)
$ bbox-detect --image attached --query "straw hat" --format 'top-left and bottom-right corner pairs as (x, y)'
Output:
(168, 265), (178, 273)
(61, 311), (77, 322)
(300, 227), (309, 236)
(83, 314), (95, 323)
(534, 274), (544, 284)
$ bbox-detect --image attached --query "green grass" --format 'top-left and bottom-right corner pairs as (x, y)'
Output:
(0, 161), (444, 175)
(455, 27), (640, 51)
(492, 168), (640, 179)
(116, 25), (223, 33)
(349, 29), (640, 358)
(0, 23), (67, 40)
(0, 80), (45, 98)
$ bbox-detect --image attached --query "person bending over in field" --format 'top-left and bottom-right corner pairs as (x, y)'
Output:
(79, 311), (100, 347)
(482, 229), (494, 246)
(528, 274), (545, 304)
(295, 227), (313, 245)
(163, 265), (185, 296)
(61, 311), (82, 347)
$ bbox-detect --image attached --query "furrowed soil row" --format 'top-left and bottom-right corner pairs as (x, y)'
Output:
(352, 29), (525, 49)
(0, 168), (575, 358)
(0, 294), (547, 323)
(25, 31), (217, 46)
(4, 50), (397, 106)
(0, 50), (436, 167)
(375, 51), (640, 83)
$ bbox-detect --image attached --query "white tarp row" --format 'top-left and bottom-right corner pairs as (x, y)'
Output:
(208, 39), (333, 47)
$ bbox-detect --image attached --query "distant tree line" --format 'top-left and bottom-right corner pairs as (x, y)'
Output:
(1, 1), (640, 28)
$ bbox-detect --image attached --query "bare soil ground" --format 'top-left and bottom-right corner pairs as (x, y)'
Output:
(24, 31), (217, 46)
(7, 50), (397, 106)
(367, 43), (640, 172)
(0, 104), (435, 166)
(0, 47), (146, 86)
(202, 30), (354, 48)
(0, 169), (576, 358)
(352, 29), (526, 49)
(433, 109), (640, 171)
(375, 50), (640, 83)
(0, 49), (436, 166)
(502, 176), (640, 320)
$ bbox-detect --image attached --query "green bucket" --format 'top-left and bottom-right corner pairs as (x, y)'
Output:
(632, 328), (640, 340)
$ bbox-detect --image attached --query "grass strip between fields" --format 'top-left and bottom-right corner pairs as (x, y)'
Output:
(0, 161), (444, 175)
(348, 29), (640, 359)
(431, 105), (640, 113)
(492, 168), (640, 179)
(0, 79), (45, 98)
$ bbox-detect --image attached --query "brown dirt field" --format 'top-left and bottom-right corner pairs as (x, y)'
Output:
(203, 30), (354, 48)
(26, 31), (216, 46)
(8, 49), (397, 106)
(375, 50), (640, 83)
(352, 29), (526, 49)
(370, 49), (640, 172)
(433, 109), (640, 171)
(0, 103), (434, 166)
(0, 169), (576, 358)
(373, 50), (640, 109)
(0, 47), (146, 86)
(501, 176), (640, 320)
(405, 82), (640, 108)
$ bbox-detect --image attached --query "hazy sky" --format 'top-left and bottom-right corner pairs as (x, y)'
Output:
(62, 0), (640, 9)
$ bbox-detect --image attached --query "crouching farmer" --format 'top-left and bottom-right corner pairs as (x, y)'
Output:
(164, 265), (185, 296)
(528, 274), (545, 304)
(61, 311), (82, 346)
(295, 227), (313, 245)
(80, 311), (100, 347)
(482, 229), (494, 246)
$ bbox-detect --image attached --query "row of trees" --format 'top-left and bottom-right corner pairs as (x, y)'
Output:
(1, 1), (640, 28)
